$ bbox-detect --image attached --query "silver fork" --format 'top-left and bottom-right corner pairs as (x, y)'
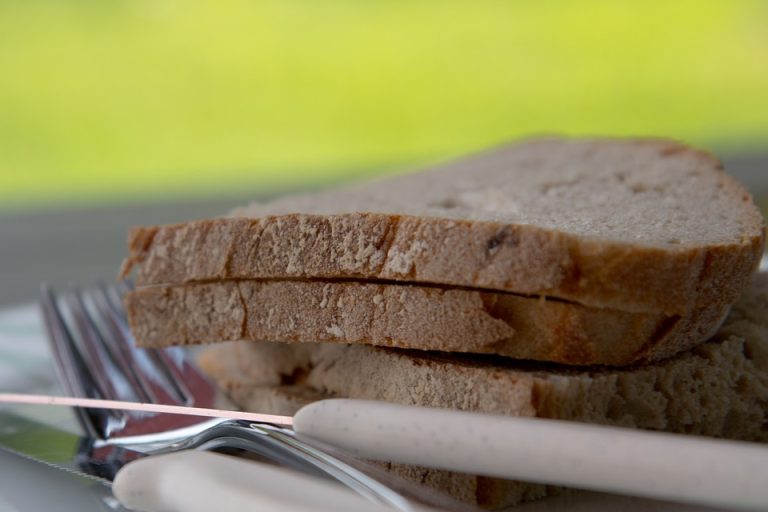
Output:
(40, 283), (476, 512)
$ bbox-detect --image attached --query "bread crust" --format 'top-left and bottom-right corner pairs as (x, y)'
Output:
(122, 138), (765, 316)
(125, 278), (732, 366)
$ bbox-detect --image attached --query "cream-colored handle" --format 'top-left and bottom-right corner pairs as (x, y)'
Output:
(113, 450), (403, 512)
(294, 399), (768, 511)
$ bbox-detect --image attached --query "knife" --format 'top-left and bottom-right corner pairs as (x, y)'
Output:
(0, 408), (130, 512)
(3, 393), (768, 511)
(0, 447), (123, 512)
(0, 398), (439, 512)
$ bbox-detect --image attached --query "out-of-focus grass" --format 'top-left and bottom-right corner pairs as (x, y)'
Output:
(0, 0), (767, 209)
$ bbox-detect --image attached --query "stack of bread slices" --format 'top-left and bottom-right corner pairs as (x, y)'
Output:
(122, 138), (767, 509)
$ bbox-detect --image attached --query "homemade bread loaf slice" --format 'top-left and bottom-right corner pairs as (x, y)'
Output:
(197, 273), (768, 508)
(123, 138), (765, 315)
(126, 278), (731, 365)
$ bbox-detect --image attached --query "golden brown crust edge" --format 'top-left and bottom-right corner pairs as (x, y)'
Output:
(122, 210), (764, 316)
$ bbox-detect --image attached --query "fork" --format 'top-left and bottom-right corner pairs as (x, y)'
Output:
(39, 283), (476, 512)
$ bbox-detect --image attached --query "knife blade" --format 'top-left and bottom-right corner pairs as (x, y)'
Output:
(0, 408), (90, 477)
(0, 407), (130, 512)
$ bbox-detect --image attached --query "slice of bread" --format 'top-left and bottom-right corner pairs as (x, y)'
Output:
(122, 138), (765, 315)
(197, 273), (768, 508)
(125, 277), (731, 365)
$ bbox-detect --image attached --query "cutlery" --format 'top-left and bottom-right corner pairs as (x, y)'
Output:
(0, 409), (127, 512)
(0, 406), (423, 512)
(36, 283), (477, 512)
(4, 391), (768, 511)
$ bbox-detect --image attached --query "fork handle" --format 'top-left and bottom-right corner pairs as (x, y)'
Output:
(113, 451), (429, 512)
(294, 399), (768, 511)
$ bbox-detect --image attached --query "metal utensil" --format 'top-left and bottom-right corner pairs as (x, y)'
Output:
(37, 283), (477, 512)
(0, 406), (426, 512)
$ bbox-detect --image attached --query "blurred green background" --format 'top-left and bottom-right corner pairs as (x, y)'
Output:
(1, 0), (767, 211)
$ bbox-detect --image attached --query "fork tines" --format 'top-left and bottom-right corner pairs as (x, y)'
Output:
(39, 283), (215, 427)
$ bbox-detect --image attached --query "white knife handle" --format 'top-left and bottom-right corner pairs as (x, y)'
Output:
(294, 399), (768, 511)
(112, 450), (401, 512)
